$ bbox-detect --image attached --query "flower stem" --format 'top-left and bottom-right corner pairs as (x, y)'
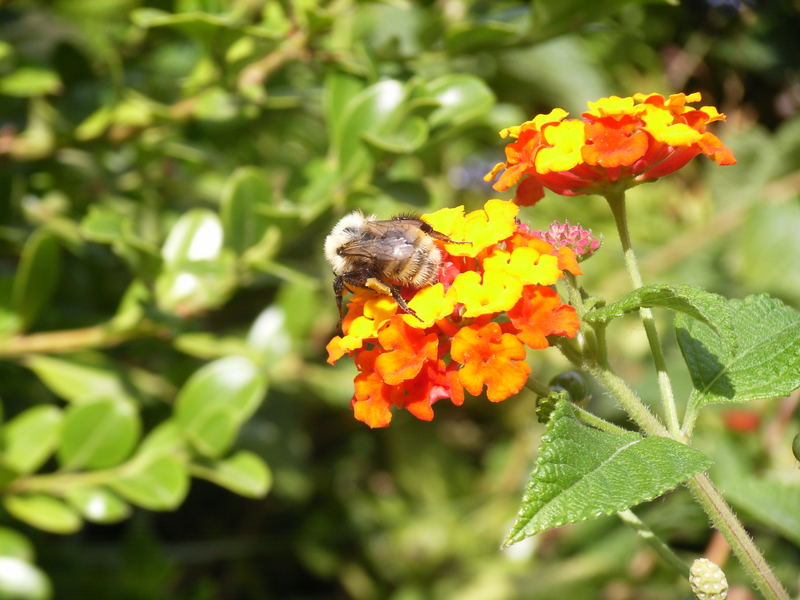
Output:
(605, 191), (682, 437)
(688, 474), (791, 600)
(616, 509), (690, 577)
(584, 363), (670, 437)
(587, 360), (790, 599)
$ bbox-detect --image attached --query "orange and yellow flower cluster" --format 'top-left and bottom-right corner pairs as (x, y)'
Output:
(484, 92), (736, 206)
(326, 200), (580, 428)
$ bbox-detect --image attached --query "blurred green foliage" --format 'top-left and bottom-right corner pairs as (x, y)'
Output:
(0, 0), (799, 598)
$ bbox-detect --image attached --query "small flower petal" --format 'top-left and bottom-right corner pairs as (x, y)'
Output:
(451, 322), (530, 402)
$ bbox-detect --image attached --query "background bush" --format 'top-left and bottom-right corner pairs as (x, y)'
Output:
(0, 1), (798, 598)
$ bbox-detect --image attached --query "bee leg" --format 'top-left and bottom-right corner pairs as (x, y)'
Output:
(418, 222), (471, 245)
(390, 288), (423, 322)
(364, 276), (423, 322)
(333, 276), (346, 333)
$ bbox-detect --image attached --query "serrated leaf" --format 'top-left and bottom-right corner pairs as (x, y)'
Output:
(720, 477), (800, 547)
(195, 450), (272, 498)
(2, 406), (63, 474)
(174, 356), (267, 458)
(505, 401), (711, 546)
(3, 494), (81, 534)
(584, 284), (730, 333)
(57, 400), (140, 470)
(678, 294), (800, 411)
(109, 455), (188, 511)
(11, 231), (61, 331)
(23, 354), (139, 405)
(220, 167), (273, 255)
(0, 556), (51, 600)
(64, 487), (131, 524)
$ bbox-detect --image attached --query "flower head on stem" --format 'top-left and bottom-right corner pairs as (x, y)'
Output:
(326, 199), (580, 428)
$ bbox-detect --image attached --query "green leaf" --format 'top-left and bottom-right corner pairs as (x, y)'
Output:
(325, 71), (366, 156)
(362, 115), (429, 153)
(156, 209), (237, 314)
(0, 66), (61, 97)
(333, 79), (408, 181)
(730, 201), (800, 302)
(134, 421), (184, 462)
(195, 450), (272, 498)
(161, 209), (224, 266)
(2, 406), (63, 474)
(720, 477), (800, 547)
(505, 401), (711, 546)
(446, 21), (521, 54)
(584, 284), (730, 332)
(0, 527), (34, 561)
(421, 74), (495, 130)
(109, 456), (189, 511)
(220, 167), (272, 255)
(678, 294), (800, 412)
(64, 487), (131, 524)
(4, 494), (81, 534)
(11, 231), (61, 331)
(0, 557), (51, 600)
(57, 400), (140, 470)
(24, 354), (138, 405)
(175, 356), (267, 458)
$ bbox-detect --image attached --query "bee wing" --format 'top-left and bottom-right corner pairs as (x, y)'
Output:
(339, 234), (416, 261)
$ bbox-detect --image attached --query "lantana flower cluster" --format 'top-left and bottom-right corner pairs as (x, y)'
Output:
(326, 199), (581, 428)
(484, 92), (736, 206)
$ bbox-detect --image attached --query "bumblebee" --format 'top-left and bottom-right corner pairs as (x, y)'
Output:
(324, 211), (467, 325)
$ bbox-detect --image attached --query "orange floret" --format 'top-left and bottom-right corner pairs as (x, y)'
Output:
(451, 322), (530, 402)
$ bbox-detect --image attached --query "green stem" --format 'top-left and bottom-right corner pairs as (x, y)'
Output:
(605, 190), (682, 437)
(587, 361), (790, 599)
(563, 272), (600, 360)
(584, 363), (670, 437)
(688, 474), (791, 600)
(616, 509), (690, 577)
(525, 379), (628, 435)
(0, 322), (164, 358)
(525, 377), (551, 397)
(572, 404), (629, 435)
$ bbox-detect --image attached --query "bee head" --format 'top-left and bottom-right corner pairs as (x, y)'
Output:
(324, 210), (371, 274)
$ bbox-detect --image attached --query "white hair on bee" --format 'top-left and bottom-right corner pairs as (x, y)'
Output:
(324, 210), (373, 275)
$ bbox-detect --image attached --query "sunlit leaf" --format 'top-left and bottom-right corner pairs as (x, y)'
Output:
(0, 556), (52, 600)
(24, 354), (138, 405)
(110, 456), (189, 511)
(220, 167), (272, 255)
(0, 66), (61, 97)
(0, 527), (34, 562)
(175, 356), (267, 457)
(678, 294), (800, 412)
(2, 406), (63, 474)
(506, 401), (710, 546)
(422, 74), (494, 130)
(57, 400), (140, 470)
(194, 450), (272, 498)
(4, 494), (82, 534)
(64, 487), (131, 524)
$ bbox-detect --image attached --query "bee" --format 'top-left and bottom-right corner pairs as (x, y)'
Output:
(324, 211), (468, 326)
